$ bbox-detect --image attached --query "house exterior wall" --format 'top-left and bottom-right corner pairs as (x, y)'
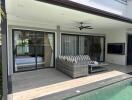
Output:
(5, 0), (132, 75)
(70, 0), (127, 16)
(124, 1), (132, 19)
(7, 26), (13, 75)
(7, 24), (132, 75)
(7, 25), (106, 74)
(70, 0), (132, 19)
(105, 29), (127, 65)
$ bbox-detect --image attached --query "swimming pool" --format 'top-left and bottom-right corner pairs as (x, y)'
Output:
(65, 78), (132, 100)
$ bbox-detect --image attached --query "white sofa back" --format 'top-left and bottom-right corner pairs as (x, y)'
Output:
(58, 55), (91, 63)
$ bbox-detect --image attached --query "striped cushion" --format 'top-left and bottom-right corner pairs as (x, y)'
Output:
(58, 55), (92, 64)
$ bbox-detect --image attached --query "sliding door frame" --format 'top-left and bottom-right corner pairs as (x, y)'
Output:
(61, 33), (105, 62)
(12, 29), (55, 73)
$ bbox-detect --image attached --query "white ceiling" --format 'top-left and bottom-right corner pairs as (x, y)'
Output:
(6, 0), (132, 31)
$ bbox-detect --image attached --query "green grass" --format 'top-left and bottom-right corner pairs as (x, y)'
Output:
(0, 64), (2, 99)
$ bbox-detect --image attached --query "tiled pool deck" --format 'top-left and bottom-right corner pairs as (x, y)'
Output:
(9, 64), (132, 100)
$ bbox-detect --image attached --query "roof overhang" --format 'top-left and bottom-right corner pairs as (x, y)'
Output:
(37, 0), (132, 24)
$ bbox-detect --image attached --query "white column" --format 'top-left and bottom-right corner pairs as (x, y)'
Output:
(56, 25), (61, 57)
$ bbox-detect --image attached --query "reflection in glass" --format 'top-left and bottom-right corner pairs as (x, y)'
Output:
(13, 30), (54, 72)
(62, 34), (105, 62)
(61, 35), (77, 56)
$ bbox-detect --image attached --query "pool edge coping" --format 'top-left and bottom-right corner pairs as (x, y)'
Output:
(34, 73), (132, 100)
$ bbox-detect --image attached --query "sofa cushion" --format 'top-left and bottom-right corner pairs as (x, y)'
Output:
(58, 55), (92, 64)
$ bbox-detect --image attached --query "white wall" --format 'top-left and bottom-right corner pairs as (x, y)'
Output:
(124, 1), (132, 19)
(105, 29), (127, 65)
(70, 0), (132, 19)
(6, 0), (131, 75)
(7, 24), (107, 75)
(7, 24), (130, 75)
(70, 0), (126, 16)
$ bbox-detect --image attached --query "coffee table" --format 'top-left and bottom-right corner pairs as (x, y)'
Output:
(88, 63), (108, 73)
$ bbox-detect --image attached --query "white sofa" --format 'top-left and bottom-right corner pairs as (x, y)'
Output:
(56, 55), (97, 78)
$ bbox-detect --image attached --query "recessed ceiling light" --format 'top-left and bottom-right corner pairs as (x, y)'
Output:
(76, 90), (81, 93)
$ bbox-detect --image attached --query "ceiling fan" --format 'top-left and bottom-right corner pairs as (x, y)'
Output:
(78, 22), (93, 30)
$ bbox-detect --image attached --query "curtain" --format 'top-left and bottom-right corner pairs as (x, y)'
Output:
(100, 37), (104, 61)
(89, 37), (104, 62)
(84, 36), (92, 56)
(61, 34), (105, 62)
(61, 35), (77, 56)
(79, 36), (85, 55)
(44, 33), (53, 67)
(48, 34), (53, 66)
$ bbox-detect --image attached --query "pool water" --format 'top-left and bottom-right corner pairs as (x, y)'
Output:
(65, 79), (132, 100)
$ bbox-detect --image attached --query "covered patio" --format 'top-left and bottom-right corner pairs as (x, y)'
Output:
(3, 0), (132, 100)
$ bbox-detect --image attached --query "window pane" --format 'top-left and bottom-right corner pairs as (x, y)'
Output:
(61, 35), (77, 56)
(62, 34), (105, 62)
(13, 30), (55, 72)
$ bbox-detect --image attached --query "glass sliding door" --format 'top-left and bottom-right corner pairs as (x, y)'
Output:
(89, 36), (105, 62)
(13, 29), (55, 72)
(94, 37), (105, 62)
(35, 32), (54, 68)
(78, 36), (85, 55)
(79, 36), (93, 55)
(79, 36), (105, 62)
(61, 35), (78, 56)
(13, 31), (36, 72)
(61, 34), (105, 62)
(44, 33), (54, 67)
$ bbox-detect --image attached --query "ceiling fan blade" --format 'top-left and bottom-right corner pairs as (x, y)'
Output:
(84, 26), (91, 28)
(87, 27), (93, 29)
(79, 27), (82, 30)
